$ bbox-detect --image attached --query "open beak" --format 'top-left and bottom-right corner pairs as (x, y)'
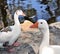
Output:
(30, 22), (38, 28)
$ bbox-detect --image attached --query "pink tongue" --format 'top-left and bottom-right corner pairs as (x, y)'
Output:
(13, 42), (20, 47)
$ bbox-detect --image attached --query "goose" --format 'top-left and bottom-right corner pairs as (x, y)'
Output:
(30, 19), (60, 54)
(0, 10), (23, 48)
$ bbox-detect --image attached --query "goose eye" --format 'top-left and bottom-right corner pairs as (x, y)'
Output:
(40, 22), (43, 24)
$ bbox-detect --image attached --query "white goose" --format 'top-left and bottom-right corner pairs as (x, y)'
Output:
(30, 19), (60, 54)
(0, 10), (23, 48)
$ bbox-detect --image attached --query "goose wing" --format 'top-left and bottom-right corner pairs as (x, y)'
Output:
(49, 22), (60, 45)
(51, 45), (60, 54)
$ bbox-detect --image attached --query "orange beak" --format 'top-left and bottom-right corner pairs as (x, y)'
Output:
(30, 22), (38, 28)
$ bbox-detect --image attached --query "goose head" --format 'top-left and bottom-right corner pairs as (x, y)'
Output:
(30, 19), (49, 33)
(15, 10), (26, 16)
(15, 10), (23, 16)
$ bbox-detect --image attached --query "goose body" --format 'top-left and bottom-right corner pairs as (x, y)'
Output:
(0, 10), (23, 48)
(30, 19), (60, 54)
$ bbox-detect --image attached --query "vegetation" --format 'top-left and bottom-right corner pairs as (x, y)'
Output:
(0, 0), (8, 27)
(0, 0), (60, 27)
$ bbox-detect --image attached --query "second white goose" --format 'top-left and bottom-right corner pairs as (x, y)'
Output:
(30, 19), (60, 54)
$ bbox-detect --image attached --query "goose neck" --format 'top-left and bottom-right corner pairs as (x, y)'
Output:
(14, 13), (20, 25)
(40, 28), (49, 47)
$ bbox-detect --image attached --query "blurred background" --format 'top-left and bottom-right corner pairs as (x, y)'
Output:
(0, 0), (60, 29)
